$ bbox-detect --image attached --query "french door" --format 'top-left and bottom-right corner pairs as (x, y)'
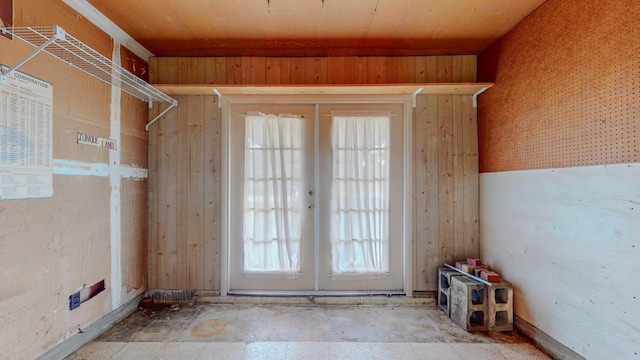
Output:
(227, 100), (406, 293)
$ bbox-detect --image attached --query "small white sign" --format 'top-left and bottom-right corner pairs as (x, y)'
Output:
(77, 132), (117, 150)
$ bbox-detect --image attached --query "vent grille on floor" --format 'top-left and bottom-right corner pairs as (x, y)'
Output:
(148, 290), (196, 302)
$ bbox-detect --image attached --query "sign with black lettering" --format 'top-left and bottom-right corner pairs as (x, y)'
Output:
(77, 132), (117, 150)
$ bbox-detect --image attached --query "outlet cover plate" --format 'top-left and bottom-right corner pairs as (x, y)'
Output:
(69, 291), (81, 310)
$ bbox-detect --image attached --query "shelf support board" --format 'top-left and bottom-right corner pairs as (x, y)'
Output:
(412, 87), (424, 108)
(472, 86), (489, 108)
(212, 88), (223, 108)
(145, 101), (178, 131)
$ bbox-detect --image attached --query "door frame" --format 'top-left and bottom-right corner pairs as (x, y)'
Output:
(220, 94), (414, 296)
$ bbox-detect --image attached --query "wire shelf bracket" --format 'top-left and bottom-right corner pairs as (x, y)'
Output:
(1, 25), (177, 131)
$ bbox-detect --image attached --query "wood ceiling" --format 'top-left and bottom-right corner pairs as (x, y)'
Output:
(86, 0), (546, 57)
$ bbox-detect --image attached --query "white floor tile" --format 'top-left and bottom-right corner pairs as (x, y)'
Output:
(154, 342), (207, 359)
(411, 343), (464, 360)
(450, 343), (509, 360)
(113, 342), (164, 359)
(245, 342), (289, 360)
(287, 342), (330, 360)
(328, 342), (374, 360)
(369, 342), (419, 360)
(198, 342), (247, 360)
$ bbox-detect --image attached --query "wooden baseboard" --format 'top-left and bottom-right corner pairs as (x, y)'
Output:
(514, 315), (586, 360)
(36, 294), (144, 360)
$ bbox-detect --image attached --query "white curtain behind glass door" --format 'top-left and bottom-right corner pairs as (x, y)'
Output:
(244, 114), (303, 272)
(330, 112), (391, 274)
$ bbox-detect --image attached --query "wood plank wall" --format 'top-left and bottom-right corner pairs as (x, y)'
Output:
(148, 56), (478, 292)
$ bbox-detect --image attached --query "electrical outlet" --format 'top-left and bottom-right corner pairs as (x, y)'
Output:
(69, 291), (81, 310)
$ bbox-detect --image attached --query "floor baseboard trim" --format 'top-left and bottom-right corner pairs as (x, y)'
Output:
(514, 315), (586, 360)
(36, 294), (144, 360)
(145, 289), (436, 306)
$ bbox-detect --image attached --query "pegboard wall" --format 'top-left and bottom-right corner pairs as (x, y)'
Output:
(477, 0), (639, 172)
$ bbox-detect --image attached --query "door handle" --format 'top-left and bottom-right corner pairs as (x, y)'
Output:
(308, 203), (314, 209)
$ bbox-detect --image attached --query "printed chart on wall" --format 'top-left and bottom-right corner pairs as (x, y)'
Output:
(0, 66), (53, 200)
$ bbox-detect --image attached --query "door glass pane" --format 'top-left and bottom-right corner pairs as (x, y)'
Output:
(330, 113), (390, 274)
(243, 114), (304, 272)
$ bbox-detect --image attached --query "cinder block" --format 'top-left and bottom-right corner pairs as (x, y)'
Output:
(488, 281), (514, 332)
(450, 276), (487, 332)
(438, 268), (462, 315)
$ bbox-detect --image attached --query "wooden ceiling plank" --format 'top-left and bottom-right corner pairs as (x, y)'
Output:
(365, 0), (420, 39)
(321, 0), (379, 39)
(66, 0), (153, 60)
(87, 0), (547, 57)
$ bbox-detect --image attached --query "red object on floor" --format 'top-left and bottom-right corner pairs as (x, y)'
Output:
(139, 297), (154, 309)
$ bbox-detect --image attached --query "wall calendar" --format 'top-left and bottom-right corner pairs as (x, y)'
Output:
(0, 66), (53, 200)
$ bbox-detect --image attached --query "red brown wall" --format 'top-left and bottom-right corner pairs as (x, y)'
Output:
(478, 0), (639, 172)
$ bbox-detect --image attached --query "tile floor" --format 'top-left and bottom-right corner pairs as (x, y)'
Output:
(66, 297), (552, 360)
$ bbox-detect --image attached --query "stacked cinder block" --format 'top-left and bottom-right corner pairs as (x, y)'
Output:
(488, 280), (514, 331)
(449, 276), (487, 332)
(438, 268), (462, 316)
(443, 258), (514, 333)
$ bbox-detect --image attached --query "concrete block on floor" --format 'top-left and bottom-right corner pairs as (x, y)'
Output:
(488, 281), (514, 332)
(438, 268), (463, 315)
(450, 276), (488, 332)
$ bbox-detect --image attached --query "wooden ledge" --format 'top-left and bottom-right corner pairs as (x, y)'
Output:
(152, 83), (493, 96)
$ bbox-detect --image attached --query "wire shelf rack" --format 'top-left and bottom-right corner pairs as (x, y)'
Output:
(1, 25), (176, 107)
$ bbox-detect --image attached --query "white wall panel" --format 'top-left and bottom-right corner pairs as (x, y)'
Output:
(480, 163), (640, 360)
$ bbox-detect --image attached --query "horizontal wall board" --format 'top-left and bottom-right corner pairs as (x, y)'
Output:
(480, 162), (640, 360)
